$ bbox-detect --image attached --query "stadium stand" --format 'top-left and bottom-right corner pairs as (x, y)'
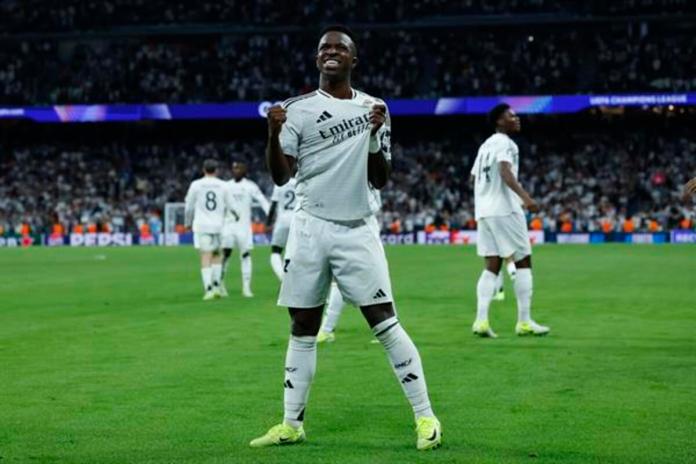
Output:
(1, 118), (693, 236)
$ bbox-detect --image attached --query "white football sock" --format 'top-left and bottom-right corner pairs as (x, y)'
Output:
(283, 335), (317, 428)
(506, 261), (517, 281)
(495, 271), (504, 294)
(270, 252), (284, 281)
(322, 283), (345, 333)
(201, 267), (212, 291)
(514, 268), (533, 323)
(476, 270), (497, 321)
(373, 317), (434, 419)
(241, 254), (252, 289)
(211, 264), (222, 288)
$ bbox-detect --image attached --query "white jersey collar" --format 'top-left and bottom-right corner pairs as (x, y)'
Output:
(317, 88), (358, 100)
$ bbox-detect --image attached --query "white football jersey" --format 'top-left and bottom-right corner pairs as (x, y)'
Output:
(184, 176), (230, 233)
(280, 88), (391, 221)
(224, 178), (270, 230)
(471, 132), (524, 220)
(270, 177), (298, 222)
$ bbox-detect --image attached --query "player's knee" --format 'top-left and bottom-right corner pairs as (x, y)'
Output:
(360, 302), (396, 328)
(271, 246), (283, 254)
(515, 255), (532, 268)
(484, 256), (503, 274)
(289, 307), (323, 336)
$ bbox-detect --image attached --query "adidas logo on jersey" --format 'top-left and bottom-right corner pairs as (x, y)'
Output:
(315, 110), (333, 123)
(373, 288), (387, 299)
(401, 373), (419, 384)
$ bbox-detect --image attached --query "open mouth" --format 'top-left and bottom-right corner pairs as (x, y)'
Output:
(323, 59), (340, 69)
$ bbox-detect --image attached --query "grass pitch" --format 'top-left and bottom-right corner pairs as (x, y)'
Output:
(1, 245), (694, 464)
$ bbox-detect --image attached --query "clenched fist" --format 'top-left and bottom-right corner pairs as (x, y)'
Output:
(524, 197), (540, 214)
(369, 103), (387, 135)
(267, 105), (287, 137)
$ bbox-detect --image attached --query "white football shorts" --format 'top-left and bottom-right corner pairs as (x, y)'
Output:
(278, 210), (392, 308)
(221, 225), (253, 254)
(193, 232), (221, 252)
(477, 212), (531, 262)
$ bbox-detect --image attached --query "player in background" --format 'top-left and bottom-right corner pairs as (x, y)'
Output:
(492, 257), (517, 301)
(317, 186), (382, 343)
(220, 161), (270, 298)
(184, 159), (231, 300)
(267, 175), (297, 281)
(251, 26), (441, 451)
(470, 103), (550, 338)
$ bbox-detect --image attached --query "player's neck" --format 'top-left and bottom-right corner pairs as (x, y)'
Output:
(319, 76), (353, 100)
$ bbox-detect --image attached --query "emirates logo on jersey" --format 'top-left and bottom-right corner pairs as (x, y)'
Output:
(319, 112), (371, 145)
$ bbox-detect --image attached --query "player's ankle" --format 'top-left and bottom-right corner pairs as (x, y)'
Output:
(283, 419), (302, 429)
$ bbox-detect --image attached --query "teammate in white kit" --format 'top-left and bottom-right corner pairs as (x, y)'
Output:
(267, 176), (297, 281)
(470, 103), (550, 338)
(250, 25), (441, 451)
(220, 161), (270, 298)
(184, 159), (231, 300)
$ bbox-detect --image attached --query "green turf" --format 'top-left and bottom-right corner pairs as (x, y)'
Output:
(1, 245), (695, 464)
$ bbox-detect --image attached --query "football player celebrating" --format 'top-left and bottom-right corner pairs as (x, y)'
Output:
(250, 25), (441, 451)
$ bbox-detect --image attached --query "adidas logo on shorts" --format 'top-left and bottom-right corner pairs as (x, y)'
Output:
(373, 288), (387, 299)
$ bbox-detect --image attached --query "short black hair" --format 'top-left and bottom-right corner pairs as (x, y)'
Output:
(320, 24), (358, 55)
(488, 103), (511, 129)
(203, 159), (218, 174)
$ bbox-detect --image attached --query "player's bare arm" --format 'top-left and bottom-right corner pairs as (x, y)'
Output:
(266, 105), (296, 185)
(683, 177), (696, 200)
(266, 201), (277, 230)
(499, 161), (539, 213)
(367, 103), (391, 189)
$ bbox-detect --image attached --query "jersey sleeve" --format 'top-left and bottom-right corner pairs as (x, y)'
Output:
(494, 137), (514, 164)
(184, 182), (197, 227)
(279, 104), (302, 158)
(376, 100), (392, 161)
(470, 154), (480, 177)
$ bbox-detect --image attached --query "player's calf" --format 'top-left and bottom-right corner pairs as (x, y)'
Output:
(366, 308), (441, 449)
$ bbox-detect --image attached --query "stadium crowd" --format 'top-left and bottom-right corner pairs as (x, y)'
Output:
(1, 132), (693, 238)
(2, 0), (693, 32)
(1, 23), (694, 104)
